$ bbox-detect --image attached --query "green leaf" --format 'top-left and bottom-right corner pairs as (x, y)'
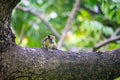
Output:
(102, 27), (114, 37)
(89, 0), (97, 6)
(117, 9), (120, 24)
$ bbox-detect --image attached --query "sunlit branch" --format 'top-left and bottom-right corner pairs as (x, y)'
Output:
(57, 0), (80, 49)
(93, 27), (120, 51)
(16, 6), (60, 39)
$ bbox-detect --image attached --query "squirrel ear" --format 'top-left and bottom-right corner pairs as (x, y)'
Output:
(48, 35), (50, 38)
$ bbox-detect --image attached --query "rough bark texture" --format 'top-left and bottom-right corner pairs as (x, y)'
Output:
(1, 46), (120, 80)
(0, 0), (120, 80)
(0, 0), (18, 52)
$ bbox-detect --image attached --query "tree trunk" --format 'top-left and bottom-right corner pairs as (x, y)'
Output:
(0, 0), (17, 52)
(0, 0), (120, 80)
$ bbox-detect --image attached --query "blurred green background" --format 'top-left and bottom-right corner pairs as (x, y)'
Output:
(11, 0), (120, 52)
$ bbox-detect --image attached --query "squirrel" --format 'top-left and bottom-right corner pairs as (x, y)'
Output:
(42, 35), (57, 50)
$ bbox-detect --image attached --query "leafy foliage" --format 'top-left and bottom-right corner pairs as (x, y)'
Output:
(11, 0), (120, 51)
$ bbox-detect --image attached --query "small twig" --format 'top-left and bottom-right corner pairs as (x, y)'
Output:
(93, 27), (120, 51)
(81, 5), (99, 15)
(18, 26), (24, 44)
(81, 3), (104, 15)
(93, 36), (120, 51)
(16, 6), (60, 39)
(57, 0), (80, 49)
(111, 27), (120, 37)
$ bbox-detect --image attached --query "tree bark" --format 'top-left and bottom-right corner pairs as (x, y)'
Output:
(1, 46), (120, 80)
(0, 0), (19, 52)
(0, 0), (120, 80)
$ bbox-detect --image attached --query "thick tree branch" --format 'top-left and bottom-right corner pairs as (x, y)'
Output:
(57, 0), (80, 49)
(1, 46), (120, 80)
(16, 6), (60, 39)
(1, 0), (120, 80)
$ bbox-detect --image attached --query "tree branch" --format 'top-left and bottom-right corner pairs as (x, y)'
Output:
(16, 6), (60, 39)
(81, 2), (104, 16)
(57, 0), (80, 49)
(93, 36), (120, 51)
(111, 27), (120, 37)
(1, 46), (120, 80)
(1, 0), (120, 80)
(81, 5), (100, 15)
(18, 26), (25, 44)
(0, 0), (21, 22)
(93, 27), (120, 51)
